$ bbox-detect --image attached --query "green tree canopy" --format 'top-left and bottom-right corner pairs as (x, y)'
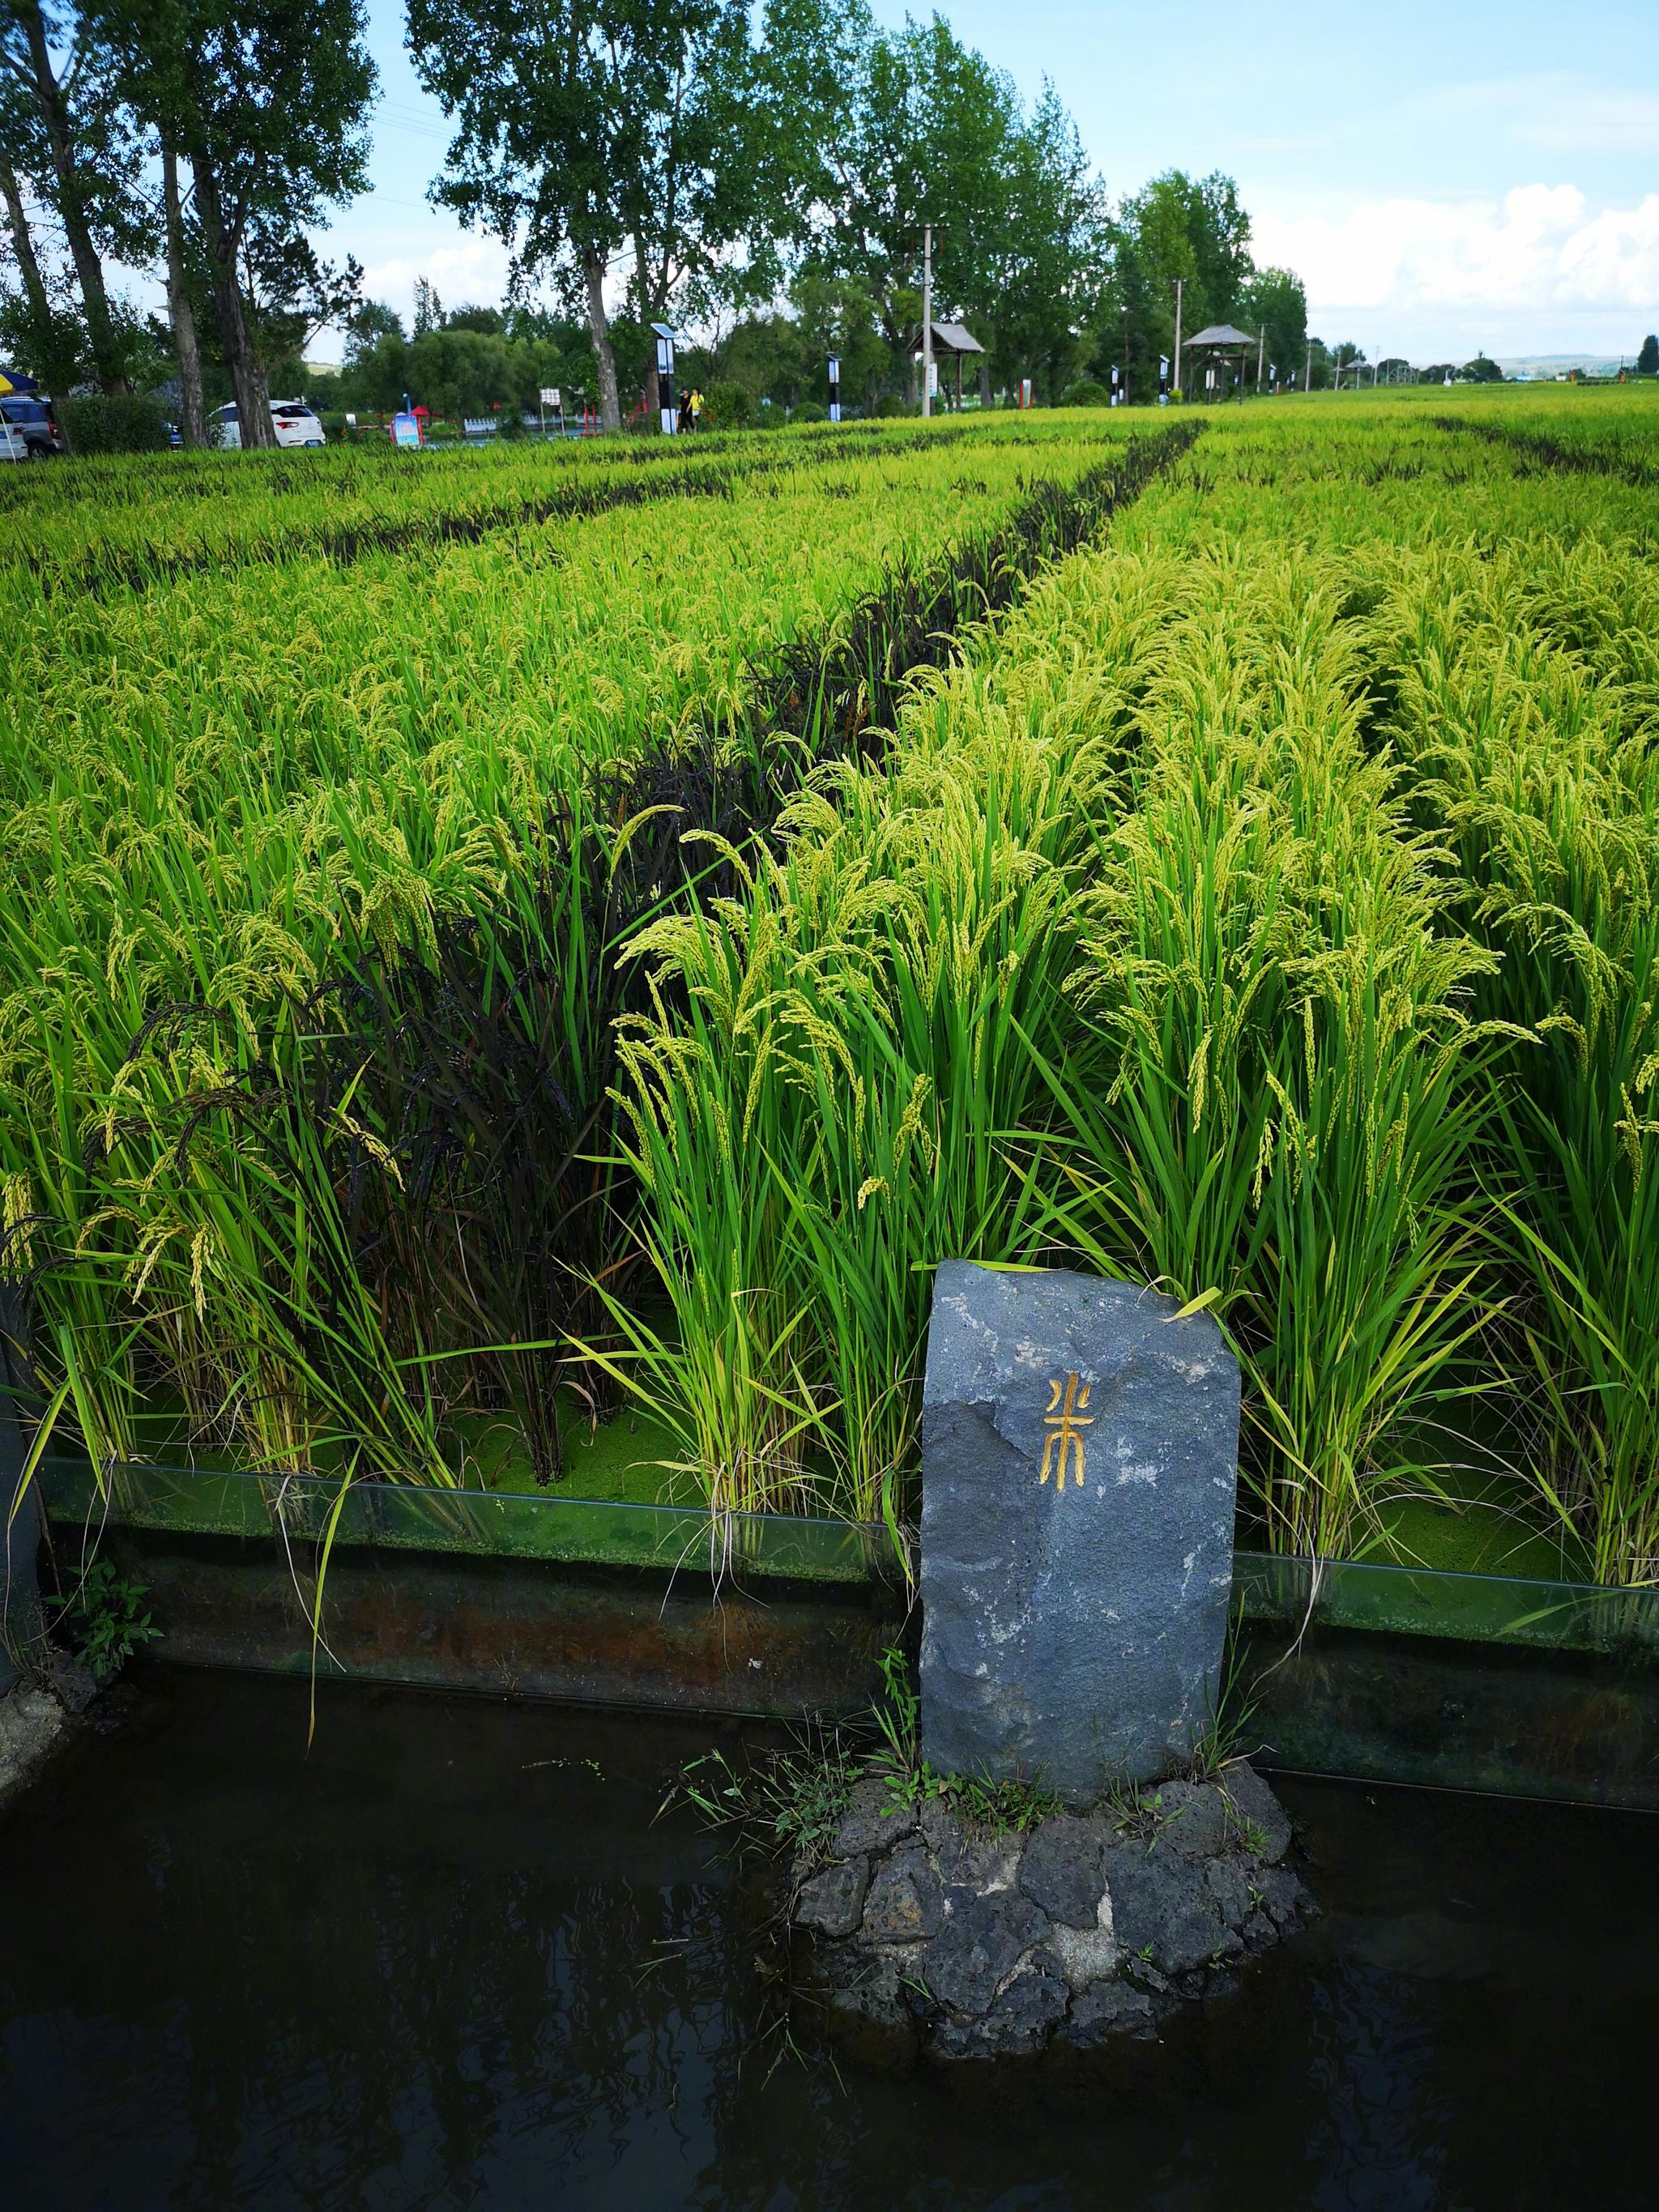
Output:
(1239, 265), (1307, 387)
(1, 2), (155, 391)
(407, 0), (775, 431)
(1102, 169), (1252, 400)
(92, 0), (374, 444)
(771, 4), (1103, 402)
(340, 292), (595, 422)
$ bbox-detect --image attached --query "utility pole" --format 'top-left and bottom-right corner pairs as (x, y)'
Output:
(922, 224), (933, 420)
(1304, 338), (1312, 392)
(1122, 305), (1130, 403)
(1256, 325), (1265, 394)
(1172, 277), (1183, 397)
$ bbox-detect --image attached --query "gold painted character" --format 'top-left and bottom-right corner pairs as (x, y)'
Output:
(1038, 1371), (1093, 1491)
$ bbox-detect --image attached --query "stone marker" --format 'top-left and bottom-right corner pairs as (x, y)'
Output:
(920, 1259), (1239, 1801)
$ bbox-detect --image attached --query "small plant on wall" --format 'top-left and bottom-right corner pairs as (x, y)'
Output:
(61, 1562), (160, 1680)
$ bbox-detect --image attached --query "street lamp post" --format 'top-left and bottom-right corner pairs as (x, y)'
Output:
(1172, 277), (1183, 397)
(922, 224), (933, 420)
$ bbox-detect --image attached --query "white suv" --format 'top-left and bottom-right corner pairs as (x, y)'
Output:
(211, 399), (326, 450)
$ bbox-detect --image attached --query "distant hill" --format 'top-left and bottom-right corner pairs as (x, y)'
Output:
(1494, 353), (1635, 381)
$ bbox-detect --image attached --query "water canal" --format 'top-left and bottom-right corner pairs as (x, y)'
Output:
(1, 1670), (1651, 2210)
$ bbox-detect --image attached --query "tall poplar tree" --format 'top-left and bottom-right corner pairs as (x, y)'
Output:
(1105, 170), (1255, 399)
(95, 0), (374, 445)
(407, 0), (776, 432)
(768, 2), (1106, 401)
(1, 0), (151, 392)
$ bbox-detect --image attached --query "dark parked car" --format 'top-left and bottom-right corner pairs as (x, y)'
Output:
(0, 394), (64, 456)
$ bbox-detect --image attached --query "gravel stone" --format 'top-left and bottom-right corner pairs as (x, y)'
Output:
(812, 1946), (919, 2070)
(832, 1775), (917, 1859)
(797, 1755), (1310, 2064)
(1217, 1759), (1294, 1864)
(41, 1651), (100, 1716)
(1147, 1779), (1231, 1861)
(1018, 1812), (1109, 1928)
(1103, 1843), (1226, 1976)
(1043, 1922), (1120, 1991)
(0, 1685), (68, 1804)
(1204, 1852), (1255, 1927)
(795, 1856), (870, 1939)
(861, 1845), (945, 1943)
(919, 1889), (1049, 2018)
(919, 1801), (1023, 1892)
(1058, 1980), (1157, 2048)
(1253, 1864), (1316, 1932)
(1240, 1911), (1278, 1953)
(974, 1963), (1070, 2056)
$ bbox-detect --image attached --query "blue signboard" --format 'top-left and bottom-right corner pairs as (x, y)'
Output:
(392, 412), (421, 449)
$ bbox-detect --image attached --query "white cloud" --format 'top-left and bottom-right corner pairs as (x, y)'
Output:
(1254, 185), (1659, 336)
(359, 235), (515, 323)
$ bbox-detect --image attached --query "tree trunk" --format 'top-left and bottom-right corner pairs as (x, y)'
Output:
(977, 359), (992, 408)
(633, 238), (658, 423)
(160, 146), (206, 450)
(0, 161), (53, 345)
(0, 162), (82, 414)
(189, 153), (274, 448)
(583, 248), (621, 433)
(16, 0), (125, 393)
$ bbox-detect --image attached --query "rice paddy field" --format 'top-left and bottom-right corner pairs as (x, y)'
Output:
(4, 386), (1657, 1587)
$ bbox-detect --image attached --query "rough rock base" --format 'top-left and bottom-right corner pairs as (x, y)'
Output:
(0, 1683), (70, 1808)
(794, 1759), (1316, 2066)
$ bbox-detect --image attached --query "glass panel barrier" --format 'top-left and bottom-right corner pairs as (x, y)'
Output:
(38, 1459), (1657, 1634)
(1235, 1563), (1659, 1809)
(1235, 1550), (1659, 1658)
(35, 1455), (885, 1585)
(34, 1459), (1659, 1797)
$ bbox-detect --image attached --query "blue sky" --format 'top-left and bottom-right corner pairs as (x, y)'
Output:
(338, 0), (1659, 364)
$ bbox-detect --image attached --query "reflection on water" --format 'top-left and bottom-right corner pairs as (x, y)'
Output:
(0, 1670), (1653, 2210)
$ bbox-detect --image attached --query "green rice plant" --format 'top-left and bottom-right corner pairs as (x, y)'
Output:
(277, 805), (629, 1481)
(604, 798), (1070, 1532)
(593, 505), (1195, 1540)
(0, 419), (1149, 1488)
(82, 1012), (452, 1481)
(1034, 553), (1511, 1559)
(1370, 553), (1659, 1581)
(10, 388), (1659, 1588)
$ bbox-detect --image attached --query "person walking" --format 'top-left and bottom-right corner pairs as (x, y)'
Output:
(689, 386), (705, 428)
(676, 387), (693, 434)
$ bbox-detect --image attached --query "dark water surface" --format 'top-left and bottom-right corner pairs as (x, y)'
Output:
(0, 1669), (1652, 2211)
